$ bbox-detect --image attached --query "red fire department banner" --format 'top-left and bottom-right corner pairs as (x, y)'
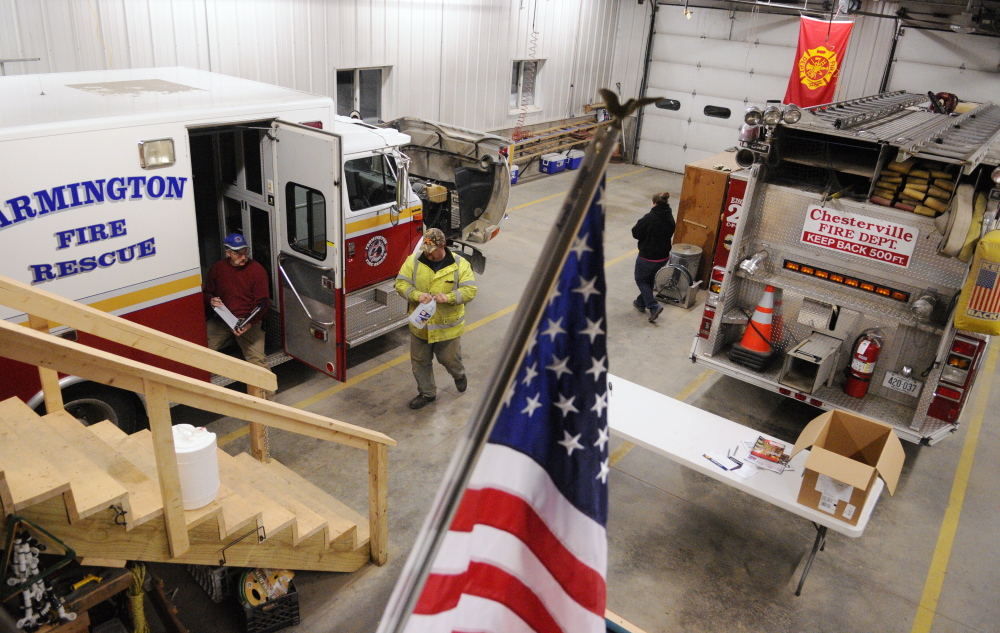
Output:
(783, 16), (854, 107)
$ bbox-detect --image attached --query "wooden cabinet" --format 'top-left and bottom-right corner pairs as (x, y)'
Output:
(674, 151), (743, 284)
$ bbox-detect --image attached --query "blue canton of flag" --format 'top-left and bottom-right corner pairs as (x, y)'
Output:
(408, 181), (609, 633)
(976, 268), (997, 290)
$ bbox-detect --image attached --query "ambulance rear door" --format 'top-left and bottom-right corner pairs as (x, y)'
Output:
(271, 120), (346, 380)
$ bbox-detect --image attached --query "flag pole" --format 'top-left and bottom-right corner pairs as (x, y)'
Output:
(376, 91), (655, 633)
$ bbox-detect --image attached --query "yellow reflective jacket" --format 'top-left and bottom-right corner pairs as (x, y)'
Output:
(395, 250), (477, 342)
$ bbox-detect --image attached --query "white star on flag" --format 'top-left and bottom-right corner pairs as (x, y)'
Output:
(579, 317), (605, 344)
(594, 425), (609, 450)
(553, 393), (579, 418)
(540, 318), (567, 342)
(521, 393), (542, 417)
(546, 356), (572, 380)
(585, 355), (607, 382)
(522, 363), (539, 386)
(502, 384), (515, 409)
(570, 233), (593, 259)
(558, 430), (585, 456)
(591, 391), (608, 417)
(596, 458), (610, 484)
(572, 275), (601, 303)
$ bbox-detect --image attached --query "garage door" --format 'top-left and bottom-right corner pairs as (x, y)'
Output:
(887, 28), (1000, 104)
(637, 6), (799, 173)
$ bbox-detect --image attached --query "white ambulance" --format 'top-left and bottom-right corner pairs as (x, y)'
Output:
(0, 67), (510, 430)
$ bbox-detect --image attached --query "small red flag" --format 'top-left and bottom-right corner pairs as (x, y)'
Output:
(783, 16), (854, 107)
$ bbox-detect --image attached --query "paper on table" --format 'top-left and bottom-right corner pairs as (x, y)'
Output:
(733, 462), (757, 479)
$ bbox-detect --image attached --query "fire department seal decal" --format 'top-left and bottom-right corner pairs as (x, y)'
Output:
(365, 235), (388, 267)
(797, 46), (839, 91)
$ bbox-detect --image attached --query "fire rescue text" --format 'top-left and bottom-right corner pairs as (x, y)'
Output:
(0, 176), (184, 284)
(0, 176), (187, 229)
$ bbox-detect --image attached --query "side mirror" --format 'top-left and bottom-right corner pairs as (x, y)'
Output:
(395, 156), (409, 210)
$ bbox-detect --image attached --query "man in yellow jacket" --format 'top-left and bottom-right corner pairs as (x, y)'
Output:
(395, 228), (478, 409)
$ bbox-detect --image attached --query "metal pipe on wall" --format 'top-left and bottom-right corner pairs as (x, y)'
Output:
(632, 1), (659, 164)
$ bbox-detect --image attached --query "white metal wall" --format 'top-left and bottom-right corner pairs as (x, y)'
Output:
(0, 0), (625, 133)
(887, 28), (1000, 104)
(833, 1), (899, 100)
(637, 6), (799, 174)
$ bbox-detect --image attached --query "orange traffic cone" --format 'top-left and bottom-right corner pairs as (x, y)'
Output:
(729, 285), (776, 370)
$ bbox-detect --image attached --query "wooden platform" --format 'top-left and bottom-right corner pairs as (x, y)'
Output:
(0, 398), (372, 572)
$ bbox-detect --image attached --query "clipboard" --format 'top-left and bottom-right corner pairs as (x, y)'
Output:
(214, 304), (261, 333)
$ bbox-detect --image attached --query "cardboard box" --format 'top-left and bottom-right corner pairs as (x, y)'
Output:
(791, 410), (905, 525)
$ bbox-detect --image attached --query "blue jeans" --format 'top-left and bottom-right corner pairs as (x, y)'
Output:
(634, 256), (665, 310)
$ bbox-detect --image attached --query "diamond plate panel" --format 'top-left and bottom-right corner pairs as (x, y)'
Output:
(345, 279), (409, 346)
(754, 185), (968, 291)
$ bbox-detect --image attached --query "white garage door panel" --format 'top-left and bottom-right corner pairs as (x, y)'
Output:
(888, 29), (1000, 107)
(639, 6), (799, 172)
(890, 62), (999, 103)
(641, 116), (738, 153)
(648, 62), (788, 103)
(656, 35), (795, 73)
(894, 30), (1000, 71)
(643, 90), (745, 130)
(638, 140), (714, 174)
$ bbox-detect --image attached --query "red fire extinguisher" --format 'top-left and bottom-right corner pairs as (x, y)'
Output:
(844, 329), (883, 398)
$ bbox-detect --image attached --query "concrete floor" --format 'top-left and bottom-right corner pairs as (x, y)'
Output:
(163, 163), (1000, 633)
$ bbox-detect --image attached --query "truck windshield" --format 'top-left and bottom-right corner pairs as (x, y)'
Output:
(344, 155), (397, 211)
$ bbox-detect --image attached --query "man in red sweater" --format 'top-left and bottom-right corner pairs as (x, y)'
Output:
(204, 233), (272, 388)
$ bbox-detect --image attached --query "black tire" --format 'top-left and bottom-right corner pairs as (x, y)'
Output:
(37, 384), (147, 434)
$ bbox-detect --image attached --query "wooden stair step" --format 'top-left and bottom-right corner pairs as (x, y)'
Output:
(264, 457), (363, 549)
(6, 403), (130, 523)
(0, 398), (72, 513)
(88, 423), (222, 530)
(46, 416), (163, 529)
(130, 430), (262, 540)
(216, 449), (295, 540)
(233, 453), (328, 546)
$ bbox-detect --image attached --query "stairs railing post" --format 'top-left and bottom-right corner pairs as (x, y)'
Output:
(144, 378), (190, 557)
(367, 441), (388, 566)
(246, 386), (270, 462)
(26, 315), (64, 413)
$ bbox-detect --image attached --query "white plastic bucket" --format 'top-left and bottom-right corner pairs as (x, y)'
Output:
(173, 424), (220, 510)
(408, 300), (437, 328)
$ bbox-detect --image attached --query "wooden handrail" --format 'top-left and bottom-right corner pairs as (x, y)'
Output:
(0, 316), (394, 562)
(0, 276), (276, 392)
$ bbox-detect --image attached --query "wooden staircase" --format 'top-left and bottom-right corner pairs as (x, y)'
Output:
(0, 275), (395, 572)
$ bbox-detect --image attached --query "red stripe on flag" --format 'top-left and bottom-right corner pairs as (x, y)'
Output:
(451, 487), (607, 615)
(415, 562), (562, 633)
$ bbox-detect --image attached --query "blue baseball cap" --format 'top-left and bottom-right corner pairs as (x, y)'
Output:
(223, 233), (249, 250)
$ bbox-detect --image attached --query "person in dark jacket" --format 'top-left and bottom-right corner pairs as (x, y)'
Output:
(631, 191), (676, 323)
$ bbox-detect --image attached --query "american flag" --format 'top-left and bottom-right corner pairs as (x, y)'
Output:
(968, 262), (1000, 318)
(405, 183), (610, 633)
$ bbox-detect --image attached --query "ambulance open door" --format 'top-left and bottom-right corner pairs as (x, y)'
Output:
(271, 121), (346, 381)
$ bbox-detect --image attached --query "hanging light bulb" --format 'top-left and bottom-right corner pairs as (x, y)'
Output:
(684, 0), (692, 19)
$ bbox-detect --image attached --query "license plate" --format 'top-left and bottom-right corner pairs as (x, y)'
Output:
(883, 371), (922, 397)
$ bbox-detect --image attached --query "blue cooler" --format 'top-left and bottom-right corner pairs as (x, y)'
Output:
(540, 154), (559, 174)
(510, 164), (520, 184)
(541, 153), (567, 174)
(567, 149), (585, 169)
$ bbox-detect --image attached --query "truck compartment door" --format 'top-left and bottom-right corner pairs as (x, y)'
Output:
(272, 121), (346, 380)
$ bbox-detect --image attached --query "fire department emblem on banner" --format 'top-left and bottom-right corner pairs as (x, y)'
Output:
(797, 46), (839, 91)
